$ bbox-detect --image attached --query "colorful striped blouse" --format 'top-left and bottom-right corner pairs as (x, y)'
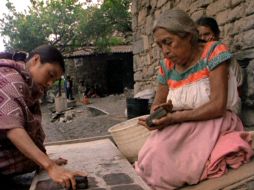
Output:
(157, 41), (240, 113)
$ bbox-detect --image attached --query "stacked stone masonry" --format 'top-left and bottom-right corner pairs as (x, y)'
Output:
(131, 0), (254, 127)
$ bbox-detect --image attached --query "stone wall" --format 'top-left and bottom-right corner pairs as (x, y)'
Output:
(131, 0), (254, 127)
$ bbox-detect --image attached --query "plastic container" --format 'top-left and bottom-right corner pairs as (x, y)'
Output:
(126, 98), (149, 119)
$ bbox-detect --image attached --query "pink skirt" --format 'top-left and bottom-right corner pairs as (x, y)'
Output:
(135, 111), (253, 190)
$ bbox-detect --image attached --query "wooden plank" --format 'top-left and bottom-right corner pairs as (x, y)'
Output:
(30, 139), (151, 190)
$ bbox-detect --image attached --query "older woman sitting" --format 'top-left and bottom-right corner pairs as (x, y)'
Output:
(135, 9), (253, 190)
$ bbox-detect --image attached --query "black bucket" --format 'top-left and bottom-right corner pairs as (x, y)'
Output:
(126, 98), (149, 119)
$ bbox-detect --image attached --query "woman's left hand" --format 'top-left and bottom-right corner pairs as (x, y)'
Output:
(138, 113), (175, 131)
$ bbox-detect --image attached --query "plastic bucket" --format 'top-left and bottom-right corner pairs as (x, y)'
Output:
(126, 98), (149, 119)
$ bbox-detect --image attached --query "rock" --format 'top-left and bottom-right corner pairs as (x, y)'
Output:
(59, 117), (66, 123)
(65, 111), (75, 121)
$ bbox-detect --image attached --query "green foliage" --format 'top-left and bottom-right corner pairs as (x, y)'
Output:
(108, 37), (124, 45)
(79, 0), (132, 52)
(1, 0), (46, 51)
(102, 0), (132, 32)
(0, 0), (132, 53)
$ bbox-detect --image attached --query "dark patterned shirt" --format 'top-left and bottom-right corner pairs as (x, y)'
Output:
(0, 59), (46, 175)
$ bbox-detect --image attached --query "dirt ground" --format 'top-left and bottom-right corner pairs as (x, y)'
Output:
(42, 93), (254, 143)
(41, 94), (128, 143)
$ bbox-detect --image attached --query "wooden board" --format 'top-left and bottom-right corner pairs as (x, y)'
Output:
(30, 139), (151, 190)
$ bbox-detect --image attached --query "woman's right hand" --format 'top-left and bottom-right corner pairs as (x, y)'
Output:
(6, 128), (87, 190)
(140, 100), (174, 130)
(46, 161), (87, 190)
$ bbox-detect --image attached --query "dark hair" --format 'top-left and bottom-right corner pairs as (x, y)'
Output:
(13, 51), (28, 61)
(196, 17), (220, 38)
(0, 51), (27, 61)
(27, 45), (65, 73)
(0, 52), (13, 60)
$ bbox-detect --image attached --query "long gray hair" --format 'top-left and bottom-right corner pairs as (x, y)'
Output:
(153, 9), (199, 45)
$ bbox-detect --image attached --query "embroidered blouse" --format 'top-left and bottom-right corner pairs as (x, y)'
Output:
(157, 41), (240, 113)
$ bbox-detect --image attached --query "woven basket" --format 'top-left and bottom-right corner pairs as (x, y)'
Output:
(108, 115), (151, 163)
